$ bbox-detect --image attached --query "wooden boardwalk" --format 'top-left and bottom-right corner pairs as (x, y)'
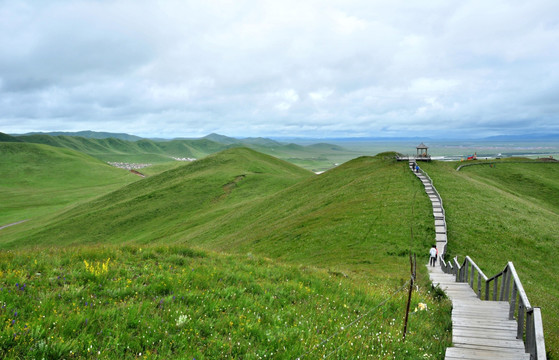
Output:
(409, 161), (532, 360)
(429, 267), (530, 360)
(409, 162), (447, 261)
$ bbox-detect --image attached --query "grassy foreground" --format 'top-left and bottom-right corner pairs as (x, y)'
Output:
(0, 244), (451, 359)
(421, 160), (559, 358)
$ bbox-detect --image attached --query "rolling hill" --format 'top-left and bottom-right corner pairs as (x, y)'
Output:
(11, 133), (362, 172)
(0, 146), (453, 358)
(4, 143), (557, 356)
(0, 142), (138, 226)
(0, 148), (434, 282)
(0, 132), (22, 142)
(12, 130), (143, 141)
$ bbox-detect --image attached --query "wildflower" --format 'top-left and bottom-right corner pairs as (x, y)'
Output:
(176, 315), (189, 327)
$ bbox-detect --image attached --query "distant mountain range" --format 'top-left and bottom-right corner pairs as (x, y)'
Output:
(12, 130), (143, 142)
(1, 131), (356, 171)
(8, 130), (559, 143)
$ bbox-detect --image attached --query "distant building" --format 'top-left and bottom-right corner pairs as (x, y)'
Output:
(416, 143), (430, 159)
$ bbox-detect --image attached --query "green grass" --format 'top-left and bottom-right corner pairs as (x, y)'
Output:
(0, 146), (453, 358)
(1, 149), (436, 286)
(138, 161), (188, 176)
(0, 148), (315, 248)
(0, 143), (138, 226)
(420, 160), (559, 358)
(0, 244), (451, 359)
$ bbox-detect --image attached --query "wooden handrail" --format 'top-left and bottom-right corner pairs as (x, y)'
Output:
(441, 256), (546, 359)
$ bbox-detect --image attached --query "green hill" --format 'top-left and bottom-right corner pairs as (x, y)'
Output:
(202, 133), (240, 145)
(15, 130), (143, 141)
(240, 137), (283, 147)
(14, 133), (361, 172)
(0, 148), (315, 247)
(0, 147), (453, 359)
(421, 160), (559, 357)
(1, 149), (434, 282)
(1, 144), (556, 357)
(306, 143), (346, 151)
(0, 132), (22, 142)
(0, 142), (138, 226)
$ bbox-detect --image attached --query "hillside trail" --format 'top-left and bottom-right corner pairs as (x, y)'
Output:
(0, 219), (29, 231)
(410, 161), (531, 360)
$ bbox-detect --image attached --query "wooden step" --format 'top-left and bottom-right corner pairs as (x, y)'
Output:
(446, 347), (530, 360)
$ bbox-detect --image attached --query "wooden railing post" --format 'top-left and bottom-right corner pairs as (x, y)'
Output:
(518, 303), (525, 340)
(510, 282), (518, 320)
(477, 272), (482, 298)
(485, 280), (490, 300)
(525, 309), (534, 352)
(500, 269), (507, 301)
(493, 277), (498, 301)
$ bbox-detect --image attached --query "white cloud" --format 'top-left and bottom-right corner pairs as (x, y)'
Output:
(1, 0), (559, 138)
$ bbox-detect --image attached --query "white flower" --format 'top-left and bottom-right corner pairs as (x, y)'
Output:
(176, 314), (189, 327)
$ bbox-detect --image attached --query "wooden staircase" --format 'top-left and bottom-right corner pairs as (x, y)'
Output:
(408, 160), (546, 360)
(430, 266), (530, 360)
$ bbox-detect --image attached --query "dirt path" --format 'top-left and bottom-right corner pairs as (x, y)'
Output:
(0, 219), (29, 230)
(130, 169), (145, 177)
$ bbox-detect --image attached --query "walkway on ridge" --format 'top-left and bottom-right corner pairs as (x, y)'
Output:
(409, 161), (530, 360)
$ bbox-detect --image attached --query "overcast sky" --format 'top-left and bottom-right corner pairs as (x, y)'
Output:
(1, 0), (559, 139)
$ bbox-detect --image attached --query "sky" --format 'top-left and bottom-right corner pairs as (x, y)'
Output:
(1, 0), (559, 139)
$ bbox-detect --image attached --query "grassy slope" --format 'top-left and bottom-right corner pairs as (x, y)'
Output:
(0, 143), (138, 226)
(2, 150), (436, 286)
(0, 148), (452, 359)
(0, 148), (315, 247)
(17, 135), (177, 163)
(174, 154), (436, 284)
(421, 161), (559, 358)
